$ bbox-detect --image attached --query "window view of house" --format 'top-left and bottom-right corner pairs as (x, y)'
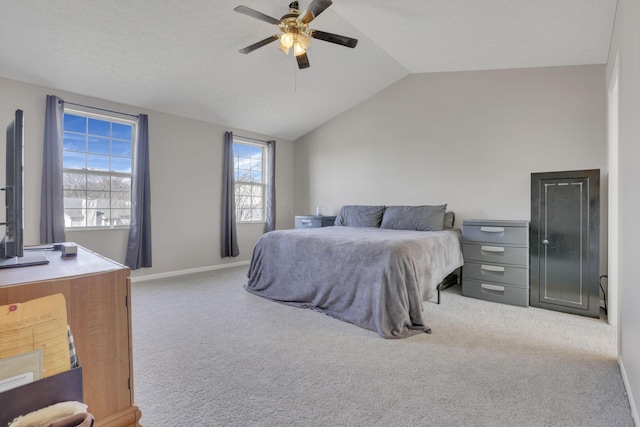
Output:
(62, 112), (134, 228)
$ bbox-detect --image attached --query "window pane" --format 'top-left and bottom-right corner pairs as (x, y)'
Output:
(85, 209), (104, 227)
(111, 157), (132, 173)
(88, 118), (110, 136)
(63, 111), (133, 229)
(250, 157), (262, 171)
(250, 170), (262, 182)
(87, 174), (110, 191)
(64, 115), (86, 133)
(64, 209), (86, 227)
(250, 209), (263, 221)
(87, 154), (110, 171)
(233, 142), (266, 222)
(111, 209), (131, 226)
(88, 136), (110, 154)
(249, 197), (263, 209)
(63, 190), (86, 210)
(237, 144), (254, 157)
(237, 169), (251, 182)
(112, 176), (131, 192)
(87, 191), (111, 208)
(112, 123), (132, 140)
(112, 191), (131, 209)
(63, 151), (86, 170)
(63, 172), (86, 190)
(112, 140), (131, 157)
(63, 132), (86, 151)
(251, 185), (263, 197)
(238, 209), (251, 221)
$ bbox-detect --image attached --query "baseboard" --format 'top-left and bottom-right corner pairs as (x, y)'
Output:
(131, 260), (250, 283)
(619, 356), (639, 425)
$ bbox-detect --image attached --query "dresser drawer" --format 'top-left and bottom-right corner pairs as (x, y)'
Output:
(463, 243), (529, 266)
(463, 260), (528, 286)
(462, 223), (528, 245)
(295, 215), (336, 229)
(462, 278), (529, 307)
(295, 217), (321, 228)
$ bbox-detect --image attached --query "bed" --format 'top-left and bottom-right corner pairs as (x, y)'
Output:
(245, 205), (464, 339)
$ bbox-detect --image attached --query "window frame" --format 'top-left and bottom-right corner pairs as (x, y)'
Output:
(62, 108), (136, 231)
(233, 138), (267, 224)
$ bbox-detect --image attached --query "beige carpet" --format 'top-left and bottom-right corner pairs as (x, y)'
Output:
(131, 266), (633, 426)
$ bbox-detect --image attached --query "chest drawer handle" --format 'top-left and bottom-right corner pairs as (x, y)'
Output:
(481, 283), (505, 292)
(301, 220), (312, 225)
(481, 265), (505, 272)
(480, 226), (505, 233)
(480, 245), (505, 253)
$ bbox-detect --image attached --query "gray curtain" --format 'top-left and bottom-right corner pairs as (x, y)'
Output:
(222, 131), (239, 257)
(40, 95), (67, 244)
(125, 114), (152, 269)
(264, 140), (276, 232)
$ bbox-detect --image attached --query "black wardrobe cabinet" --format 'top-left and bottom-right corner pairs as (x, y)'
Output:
(530, 169), (600, 317)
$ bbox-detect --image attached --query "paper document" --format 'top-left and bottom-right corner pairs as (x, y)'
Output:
(0, 294), (70, 377)
(0, 348), (43, 392)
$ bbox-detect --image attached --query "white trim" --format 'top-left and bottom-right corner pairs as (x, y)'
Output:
(619, 357), (639, 426)
(130, 260), (250, 283)
(607, 50), (620, 335)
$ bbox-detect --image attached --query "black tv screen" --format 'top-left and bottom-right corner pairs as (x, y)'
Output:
(1, 109), (23, 259)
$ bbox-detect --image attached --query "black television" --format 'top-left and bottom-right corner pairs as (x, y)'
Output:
(0, 109), (48, 268)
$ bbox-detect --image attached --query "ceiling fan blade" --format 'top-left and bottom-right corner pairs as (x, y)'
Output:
(296, 52), (310, 69)
(234, 6), (281, 25)
(311, 30), (358, 48)
(239, 35), (280, 54)
(299, 0), (332, 24)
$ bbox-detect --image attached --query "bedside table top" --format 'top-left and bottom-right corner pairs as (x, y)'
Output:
(295, 215), (336, 220)
(463, 219), (529, 228)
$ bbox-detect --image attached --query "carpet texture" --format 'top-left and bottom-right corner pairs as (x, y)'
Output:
(131, 266), (633, 426)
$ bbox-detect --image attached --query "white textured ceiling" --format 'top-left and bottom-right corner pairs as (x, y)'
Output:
(0, 0), (617, 141)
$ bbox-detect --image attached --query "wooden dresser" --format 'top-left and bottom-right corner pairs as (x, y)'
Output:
(0, 246), (141, 427)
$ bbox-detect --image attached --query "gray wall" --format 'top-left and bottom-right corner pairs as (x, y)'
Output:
(294, 65), (606, 225)
(0, 77), (295, 279)
(608, 0), (640, 422)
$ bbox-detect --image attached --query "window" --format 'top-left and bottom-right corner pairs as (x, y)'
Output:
(233, 140), (265, 222)
(62, 110), (134, 228)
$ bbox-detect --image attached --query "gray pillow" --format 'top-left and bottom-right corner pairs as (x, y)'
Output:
(334, 205), (386, 227)
(444, 211), (455, 229)
(380, 205), (447, 231)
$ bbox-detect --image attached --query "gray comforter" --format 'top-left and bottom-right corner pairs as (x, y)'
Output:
(245, 226), (464, 338)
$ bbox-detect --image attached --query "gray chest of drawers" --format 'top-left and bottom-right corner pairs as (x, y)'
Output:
(462, 219), (530, 307)
(295, 215), (336, 229)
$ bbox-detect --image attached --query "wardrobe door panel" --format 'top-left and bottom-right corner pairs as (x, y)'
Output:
(530, 170), (600, 317)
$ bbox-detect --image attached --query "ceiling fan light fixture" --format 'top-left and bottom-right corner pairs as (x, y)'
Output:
(235, 0), (358, 69)
(293, 42), (306, 56)
(298, 33), (311, 49)
(278, 44), (290, 55)
(280, 33), (294, 48)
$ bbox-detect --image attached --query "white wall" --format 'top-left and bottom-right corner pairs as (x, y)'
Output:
(0, 77), (294, 279)
(294, 65), (606, 227)
(607, 0), (640, 423)
(294, 63), (609, 316)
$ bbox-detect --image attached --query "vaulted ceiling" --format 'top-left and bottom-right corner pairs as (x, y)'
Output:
(0, 0), (617, 140)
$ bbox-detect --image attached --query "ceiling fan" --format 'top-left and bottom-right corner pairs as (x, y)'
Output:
(234, 0), (358, 69)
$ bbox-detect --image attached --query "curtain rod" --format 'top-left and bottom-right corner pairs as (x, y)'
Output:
(235, 134), (272, 144)
(61, 100), (139, 119)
